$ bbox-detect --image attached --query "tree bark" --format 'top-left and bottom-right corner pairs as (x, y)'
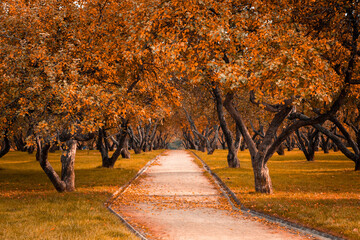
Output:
(213, 86), (240, 168)
(224, 93), (293, 193)
(121, 135), (131, 158)
(36, 137), (77, 192)
(60, 140), (77, 192)
(98, 128), (124, 168)
(207, 125), (219, 155)
(253, 160), (273, 194)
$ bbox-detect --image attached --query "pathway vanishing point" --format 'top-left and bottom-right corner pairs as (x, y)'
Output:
(109, 150), (327, 240)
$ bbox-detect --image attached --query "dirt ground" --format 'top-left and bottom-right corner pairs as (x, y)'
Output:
(110, 150), (324, 240)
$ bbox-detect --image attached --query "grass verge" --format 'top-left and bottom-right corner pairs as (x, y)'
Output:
(0, 150), (163, 240)
(193, 149), (360, 240)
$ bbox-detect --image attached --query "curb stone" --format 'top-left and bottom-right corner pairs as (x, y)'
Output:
(190, 151), (345, 240)
(105, 152), (166, 240)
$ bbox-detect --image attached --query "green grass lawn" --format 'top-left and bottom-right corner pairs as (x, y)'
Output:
(0, 149), (163, 240)
(193, 149), (360, 240)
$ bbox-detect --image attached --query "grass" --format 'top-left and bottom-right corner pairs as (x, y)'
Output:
(193, 149), (360, 240)
(0, 149), (163, 240)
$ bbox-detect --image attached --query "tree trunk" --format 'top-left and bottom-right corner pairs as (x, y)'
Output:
(276, 143), (285, 155)
(60, 140), (77, 192)
(355, 159), (360, 171)
(320, 135), (330, 153)
(332, 143), (339, 152)
(36, 137), (77, 192)
(213, 86), (240, 168)
(121, 136), (131, 158)
(198, 142), (206, 152)
(207, 126), (219, 155)
(133, 146), (142, 154)
(253, 156), (273, 194)
(14, 134), (26, 152)
(98, 128), (124, 168)
(296, 129), (319, 161)
(224, 92), (293, 194)
(0, 134), (10, 158)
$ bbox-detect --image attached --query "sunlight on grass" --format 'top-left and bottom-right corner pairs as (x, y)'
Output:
(194, 149), (360, 240)
(0, 150), (163, 240)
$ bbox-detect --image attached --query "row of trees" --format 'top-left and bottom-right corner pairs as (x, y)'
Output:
(1, 0), (360, 194)
(181, 116), (344, 160)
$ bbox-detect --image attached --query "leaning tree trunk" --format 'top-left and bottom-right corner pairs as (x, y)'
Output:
(213, 86), (240, 168)
(37, 138), (77, 192)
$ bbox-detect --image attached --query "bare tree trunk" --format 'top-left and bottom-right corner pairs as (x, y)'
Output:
(183, 107), (208, 153)
(121, 136), (131, 158)
(253, 158), (273, 194)
(98, 128), (124, 168)
(207, 126), (219, 155)
(213, 86), (240, 168)
(61, 140), (77, 192)
(295, 128), (319, 161)
(224, 93), (293, 193)
(36, 137), (78, 192)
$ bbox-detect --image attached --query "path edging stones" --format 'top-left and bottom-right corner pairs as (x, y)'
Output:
(190, 151), (344, 240)
(105, 152), (165, 240)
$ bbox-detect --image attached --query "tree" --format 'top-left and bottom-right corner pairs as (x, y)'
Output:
(0, 0), (180, 191)
(0, 131), (10, 158)
(295, 127), (320, 162)
(212, 86), (240, 167)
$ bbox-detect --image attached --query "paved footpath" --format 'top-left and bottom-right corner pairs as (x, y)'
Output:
(110, 150), (321, 240)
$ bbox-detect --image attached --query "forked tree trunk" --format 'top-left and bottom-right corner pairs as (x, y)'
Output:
(213, 86), (240, 168)
(224, 93), (293, 194)
(98, 128), (127, 168)
(37, 138), (77, 192)
(295, 128), (319, 161)
(320, 135), (330, 153)
(207, 126), (219, 155)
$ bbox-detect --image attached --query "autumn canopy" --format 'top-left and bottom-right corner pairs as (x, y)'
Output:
(0, 0), (359, 193)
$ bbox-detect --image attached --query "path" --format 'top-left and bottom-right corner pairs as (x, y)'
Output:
(110, 150), (319, 240)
